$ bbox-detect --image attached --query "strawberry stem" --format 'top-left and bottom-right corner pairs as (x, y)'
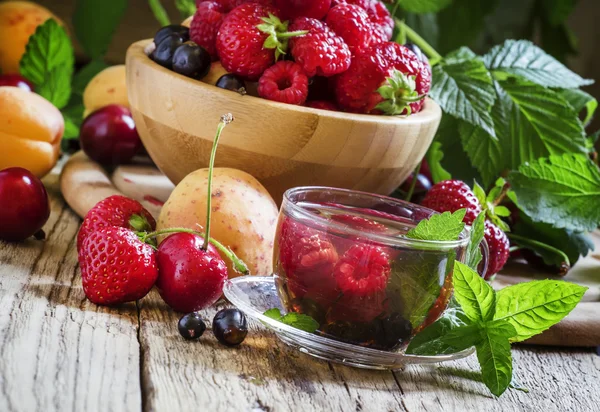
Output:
(129, 214), (152, 232)
(396, 19), (442, 66)
(141, 227), (250, 275)
(203, 114), (234, 251)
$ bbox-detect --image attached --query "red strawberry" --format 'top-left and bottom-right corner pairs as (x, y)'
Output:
(325, 3), (377, 54)
(258, 61), (309, 105)
(484, 220), (509, 280)
(274, 0), (332, 20)
(341, 0), (393, 42)
(335, 42), (424, 114)
(216, 4), (289, 80)
(77, 195), (155, 252)
(334, 244), (391, 296)
(78, 227), (158, 306)
(289, 17), (351, 77)
(306, 100), (338, 111)
(190, 1), (227, 60)
(421, 180), (482, 225)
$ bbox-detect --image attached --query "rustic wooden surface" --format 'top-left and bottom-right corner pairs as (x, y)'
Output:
(1, 169), (599, 412)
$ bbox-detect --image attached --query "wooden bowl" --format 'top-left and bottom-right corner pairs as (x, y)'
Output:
(126, 40), (442, 202)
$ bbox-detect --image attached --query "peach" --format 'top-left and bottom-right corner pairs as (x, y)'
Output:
(157, 168), (278, 278)
(0, 1), (61, 74)
(83, 65), (129, 117)
(0, 87), (63, 177)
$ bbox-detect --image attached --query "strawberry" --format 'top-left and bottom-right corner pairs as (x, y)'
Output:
(334, 244), (391, 296)
(325, 3), (378, 54)
(484, 220), (509, 280)
(306, 100), (338, 111)
(78, 227), (158, 306)
(340, 0), (393, 42)
(216, 4), (302, 80)
(258, 61), (309, 105)
(289, 17), (351, 77)
(334, 42), (424, 114)
(421, 180), (482, 225)
(274, 0), (332, 20)
(190, 1), (227, 60)
(77, 195), (155, 252)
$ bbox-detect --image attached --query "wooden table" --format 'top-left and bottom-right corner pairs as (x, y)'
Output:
(1, 173), (599, 412)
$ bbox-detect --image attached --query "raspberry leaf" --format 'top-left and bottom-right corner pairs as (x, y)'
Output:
(406, 209), (466, 241)
(494, 280), (588, 342)
(453, 262), (496, 322)
(483, 40), (593, 89)
(508, 154), (600, 232)
(429, 49), (497, 138)
(476, 319), (516, 397)
(466, 213), (485, 271)
(558, 88), (598, 127)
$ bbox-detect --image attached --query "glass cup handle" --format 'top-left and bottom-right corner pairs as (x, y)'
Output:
(478, 237), (490, 278)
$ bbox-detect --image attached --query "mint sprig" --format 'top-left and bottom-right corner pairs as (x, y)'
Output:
(263, 308), (319, 333)
(406, 209), (466, 241)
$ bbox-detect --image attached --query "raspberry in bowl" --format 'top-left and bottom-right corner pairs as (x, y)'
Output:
(273, 187), (477, 351)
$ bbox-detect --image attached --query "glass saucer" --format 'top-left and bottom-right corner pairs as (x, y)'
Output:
(223, 276), (474, 371)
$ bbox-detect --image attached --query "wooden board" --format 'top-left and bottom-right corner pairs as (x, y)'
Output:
(1, 165), (600, 411)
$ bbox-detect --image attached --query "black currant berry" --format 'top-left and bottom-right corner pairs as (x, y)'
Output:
(152, 34), (184, 69)
(154, 24), (190, 47)
(172, 43), (212, 80)
(216, 74), (247, 95)
(212, 309), (248, 347)
(178, 312), (207, 340)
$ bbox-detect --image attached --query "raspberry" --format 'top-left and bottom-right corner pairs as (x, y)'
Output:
(190, 1), (227, 60)
(325, 3), (373, 54)
(328, 290), (388, 323)
(421, 180), (483, 224)
(258, 61), (309, 105)
(484, 220), (510, 279)
(306, 100), (338, 111)
(334, 244), (391, 296)
(274, 0), (332, 20)
(289, 17), (351, 77)
(342, 0), (393, 41)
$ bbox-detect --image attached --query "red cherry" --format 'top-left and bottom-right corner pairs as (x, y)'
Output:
(80, 104), (142, 165)
(156, 233), (228, 313)
(0, 74), (34, 92)
(0, 167), (50, 242)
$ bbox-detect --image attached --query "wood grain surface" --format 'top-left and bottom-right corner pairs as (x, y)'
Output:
(1, 166), (599, 412)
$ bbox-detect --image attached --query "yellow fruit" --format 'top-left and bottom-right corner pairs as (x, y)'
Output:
(0, 1), (61, 74)
(158, 168), (278, 278)
(0, 87), (63, 177)
(83, 65), (128, 117)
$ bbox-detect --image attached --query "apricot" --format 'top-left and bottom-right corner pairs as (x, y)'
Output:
(83, 65), (128, 117)
(158, 168), (278, 278)
(0, 87), (63, 177)
(0, 1), (61, 74)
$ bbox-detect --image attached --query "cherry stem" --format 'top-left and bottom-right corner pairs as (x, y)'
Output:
(492, 182), (511, 207)
(404, 160), (423, 202)
(506, 233), (571, 268)
(396, 19), (442, 66)
(203, 114), (234, 251)
(141, 227), (249, 275)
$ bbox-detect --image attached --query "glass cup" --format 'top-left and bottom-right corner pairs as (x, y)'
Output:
(272, 187), (487, 352)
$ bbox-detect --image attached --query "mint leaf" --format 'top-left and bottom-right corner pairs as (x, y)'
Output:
(453, 261), (495, 322)
(494, 280), (588, 342)
(476, 319), (516, 397)
(406, 210), (466, 241)
(72, 60), (109, 96)
(20, 19), (74, 109)
(264, 308), (282, 320)
(508, 154), (600, 232)
(73, 0), (128, 59)
(425, 141), (451, 183)
(429, 50), (496, 137)
(406, 307), (472, 355)
(466, 213), (485, 270)
(558, 88), (598, 127)
(175, 0), (197, 18)
(398, 0), (452, 14)
(483, 40), (593, 88)
(280, 313), (319, 333)
(442, 322), (482, 350)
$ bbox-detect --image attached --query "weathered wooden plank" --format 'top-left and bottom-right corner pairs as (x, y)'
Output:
(0, 174), (141, 412)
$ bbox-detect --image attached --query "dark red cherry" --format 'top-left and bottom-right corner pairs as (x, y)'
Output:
(0, 74), (34, 92)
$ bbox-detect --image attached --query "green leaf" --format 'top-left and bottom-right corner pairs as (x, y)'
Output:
(73, 0), (128, 59)
(61, 103), (85, 140)
(508, 154), (600, 232)
(494, 280), (588, 342)
(264, 308), (282, 320)
(20, 19), (74, 109)
(476, 319), (516, 397)
(175, 0), (196, 18)
(540, 0), (577, 26)
(406, 307), (472, 355)
(558, 88), (598, 127)
(425, 141), (452, 183)
(404, 12), (439, 51)
(430, 50), (496, 137)
(453, 262), (495, 322)
(472, 182), (487, 205)
(280, 313), (319, 333)
(406, 210), (466, 241)
(147, 0), (171, 26)
(442, 322), (483, 350)
(483, 40), (593, 88)
(466, 213), (485, 271)
(398, 0), (452, 14)
(72, 60), (109, 96)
